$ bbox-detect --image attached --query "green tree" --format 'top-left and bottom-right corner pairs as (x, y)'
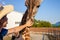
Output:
(32, 19), (52, 27)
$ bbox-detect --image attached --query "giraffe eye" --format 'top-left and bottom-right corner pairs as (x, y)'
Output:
(37, 5), (40, 8)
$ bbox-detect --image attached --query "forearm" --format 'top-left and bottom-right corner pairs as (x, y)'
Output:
(7, 24), (27, 34)
(6, 19), (32, 35)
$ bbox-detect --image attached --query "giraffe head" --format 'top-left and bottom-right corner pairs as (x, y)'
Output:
(32, 0), (43, 15)
(25, 0), (43, 22)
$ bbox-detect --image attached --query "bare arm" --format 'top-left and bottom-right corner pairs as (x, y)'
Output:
(7, 24), (27, 34)
(7, 19), (33, 35)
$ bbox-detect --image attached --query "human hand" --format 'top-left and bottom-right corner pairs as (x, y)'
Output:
(25, 19), (33, 27)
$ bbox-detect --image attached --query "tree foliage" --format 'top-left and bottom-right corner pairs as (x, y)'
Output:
(32, 19), (52, 27)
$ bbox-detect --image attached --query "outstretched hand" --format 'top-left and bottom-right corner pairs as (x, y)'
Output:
(25, 19), (33, 27)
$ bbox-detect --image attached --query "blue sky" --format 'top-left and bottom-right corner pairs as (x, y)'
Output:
(0, 0), (60, 24)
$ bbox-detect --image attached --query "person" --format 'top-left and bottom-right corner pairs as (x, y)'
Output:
(0, 5), (33, 40)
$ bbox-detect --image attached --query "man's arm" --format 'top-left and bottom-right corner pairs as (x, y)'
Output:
(8, 24), (27, 34)
(7, 19), (33, 35)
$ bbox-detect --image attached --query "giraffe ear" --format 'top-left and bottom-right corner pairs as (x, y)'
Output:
(0, 5), (4, 11)
(25, 0), (29, 8)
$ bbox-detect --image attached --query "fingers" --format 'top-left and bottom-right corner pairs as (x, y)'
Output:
(29, 20), (33, 25)
(26, 19), (33, 27)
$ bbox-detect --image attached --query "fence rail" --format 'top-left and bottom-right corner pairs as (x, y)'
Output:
(30, 28), (60, 40)
(4, 28), (60, 40)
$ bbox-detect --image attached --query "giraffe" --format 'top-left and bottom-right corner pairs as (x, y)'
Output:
(11, 0), (42, 40)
